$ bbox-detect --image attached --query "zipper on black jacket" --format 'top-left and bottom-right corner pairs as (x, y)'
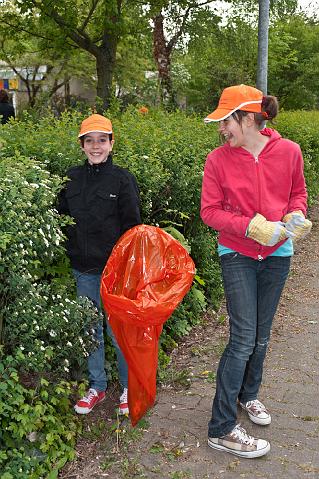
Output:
(82, 168), (89, 267)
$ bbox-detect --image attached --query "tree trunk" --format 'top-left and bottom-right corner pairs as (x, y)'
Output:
(257, 0), (270, 95)
(153, 13), (176, 109)
(64, 75), (70, 107)
(95, 34), (117, 111)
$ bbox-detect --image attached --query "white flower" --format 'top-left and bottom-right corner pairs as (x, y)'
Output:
(49, 330), (57, 337)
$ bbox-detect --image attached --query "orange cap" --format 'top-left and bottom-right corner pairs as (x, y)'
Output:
(78, 114), (113, 138)
(204, 84), (263, 123)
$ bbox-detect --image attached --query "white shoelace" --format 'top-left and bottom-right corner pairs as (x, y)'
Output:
(247, 399), (266, 413)
(230, 425), (254, 446)
(120, 388), (128, 403)
(82, 388), (98, 403)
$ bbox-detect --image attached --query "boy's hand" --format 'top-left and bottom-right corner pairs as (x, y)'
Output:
(246, 213), (287, 246)
(282, 211), (312, 241)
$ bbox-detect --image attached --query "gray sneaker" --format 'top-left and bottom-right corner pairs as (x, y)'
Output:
(239, 399), (271, 425)
(208, 424), (270, 459)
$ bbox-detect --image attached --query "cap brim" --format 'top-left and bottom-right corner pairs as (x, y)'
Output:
(78, 129), (112, 138)
(205, 99), (262, 123)
(204, 108), (235, 123)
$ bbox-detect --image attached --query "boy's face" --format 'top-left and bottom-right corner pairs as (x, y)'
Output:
(81, 132), (114, 165)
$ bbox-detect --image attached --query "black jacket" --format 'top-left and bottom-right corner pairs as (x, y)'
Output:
(0, 102), (15, 124)
(58, 156), (141, 273)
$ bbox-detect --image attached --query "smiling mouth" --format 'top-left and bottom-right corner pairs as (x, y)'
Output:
(222, 133), (232, 140)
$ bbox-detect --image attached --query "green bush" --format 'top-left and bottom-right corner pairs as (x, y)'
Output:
(0, 352), (80, 479)
(1, 108), (318, 345)
(276, 111), (319, 205)
(0, 108), (318, 476)
(0, 111), (84, 176)
(0, 108), (223, 321)
(0, 155), (99, 375)
(0, 155), (103, 476)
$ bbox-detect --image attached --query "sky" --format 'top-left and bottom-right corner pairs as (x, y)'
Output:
(298, 0), (318, 13)
(213, 1), (318, 19)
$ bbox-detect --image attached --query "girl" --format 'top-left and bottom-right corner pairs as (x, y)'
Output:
(201, 84), (311, 458)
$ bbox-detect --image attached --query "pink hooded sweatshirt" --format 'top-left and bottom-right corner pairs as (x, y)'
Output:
(200, 128), (308, 260)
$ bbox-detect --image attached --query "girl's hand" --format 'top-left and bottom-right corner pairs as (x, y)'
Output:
(282, 211), (312, 241)
(246, 213), (287, 246)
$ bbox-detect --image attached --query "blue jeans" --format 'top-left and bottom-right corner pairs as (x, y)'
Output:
(208, 253), (291, 438)
(73, 269), (128, 392)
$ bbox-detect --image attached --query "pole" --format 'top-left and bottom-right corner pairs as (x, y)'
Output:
(256, 0), (270, 95)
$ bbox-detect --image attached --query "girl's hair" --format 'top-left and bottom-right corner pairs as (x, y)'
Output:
(232, 95), (279, 129)
(79, 133), (113, 147)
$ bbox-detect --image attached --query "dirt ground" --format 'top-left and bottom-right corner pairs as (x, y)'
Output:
(60, 203), (319, 479)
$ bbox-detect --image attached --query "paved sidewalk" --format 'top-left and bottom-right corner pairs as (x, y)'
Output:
(120, 205), (319, 479)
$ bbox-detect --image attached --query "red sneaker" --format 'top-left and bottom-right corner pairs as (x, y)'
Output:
(119, 388), (129, 415)
(74, 388), (105, 414)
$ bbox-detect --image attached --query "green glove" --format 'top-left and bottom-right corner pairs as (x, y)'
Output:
(282, 211), (312, 241)
(247, 213), (287, 246)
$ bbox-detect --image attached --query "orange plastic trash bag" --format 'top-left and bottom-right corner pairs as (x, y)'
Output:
(100, 224), (195, 426)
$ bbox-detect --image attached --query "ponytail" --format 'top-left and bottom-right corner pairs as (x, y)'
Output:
(254, 95), (279, 128)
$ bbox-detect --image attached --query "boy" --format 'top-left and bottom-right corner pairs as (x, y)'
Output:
(58, 114), (141, 414)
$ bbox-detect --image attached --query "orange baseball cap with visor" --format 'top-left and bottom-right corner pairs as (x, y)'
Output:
(78, 114), (113, 138)
(204, 84), (263, 123)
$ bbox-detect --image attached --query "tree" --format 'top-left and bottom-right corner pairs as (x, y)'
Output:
(148, 1), (226, 108)
(0, 0), (146, 110)
(183, 5), (258, 111)
(268, 13), (319, 109)
(0, 8), (95, 109)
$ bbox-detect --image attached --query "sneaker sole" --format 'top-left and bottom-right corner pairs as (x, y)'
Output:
(239, 403), (271, 426)
(74, 396), (105, 414)
(207, 438), (270, 458)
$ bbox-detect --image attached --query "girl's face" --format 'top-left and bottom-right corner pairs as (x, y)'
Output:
(81, 132), (114, 165)
(218, 114), (247, 148)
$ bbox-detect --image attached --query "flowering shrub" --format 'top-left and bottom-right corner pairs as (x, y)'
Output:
(0, 155), (100, 374)
(4, 280), (101, 376)
(0, 154), (102, 476)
